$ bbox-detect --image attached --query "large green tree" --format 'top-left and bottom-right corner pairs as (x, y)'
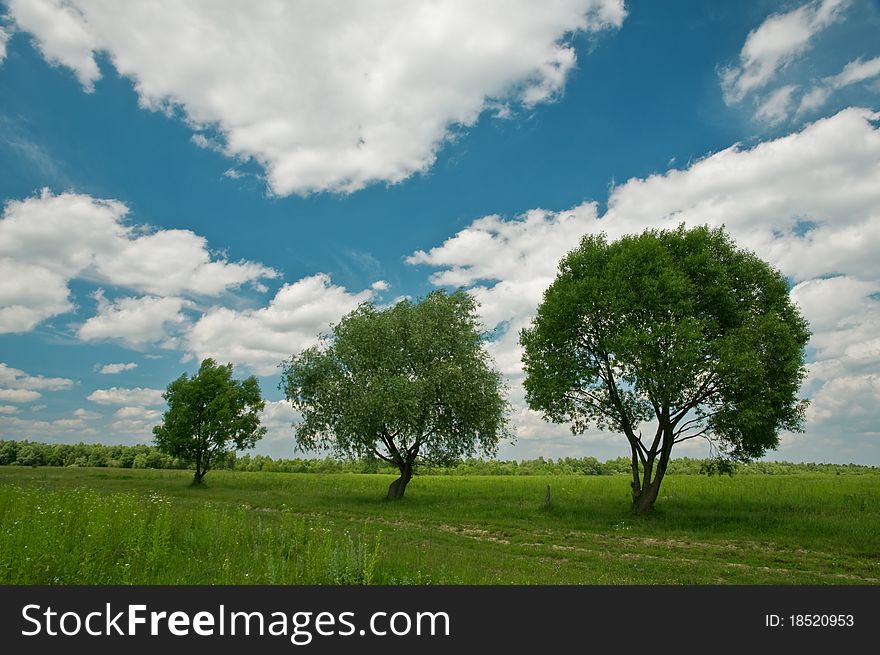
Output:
(153, 358), (266, 484)
(280, 290), (510, 499)
(520, 225), (810, 513)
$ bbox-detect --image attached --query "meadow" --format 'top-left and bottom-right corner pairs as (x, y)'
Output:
(1, 466), (878, 584)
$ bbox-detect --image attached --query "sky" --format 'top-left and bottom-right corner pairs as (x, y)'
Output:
(0, 0), (879, 465)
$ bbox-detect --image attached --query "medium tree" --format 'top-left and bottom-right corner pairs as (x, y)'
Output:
(520, 225), (810, 513)
(280, 290), (510, 499)
(153, 358), (266, 484)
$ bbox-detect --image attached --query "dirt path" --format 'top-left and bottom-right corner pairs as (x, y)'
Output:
(244, 504), (880, 584)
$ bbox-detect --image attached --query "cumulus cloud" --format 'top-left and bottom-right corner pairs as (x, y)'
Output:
(0, 414), (98, 439)
(408, 204), (600, 377)
(87, 387), (165, 406)
(721, 0), (849, 105)
(106, 405), (163, 439)
(0, 361), (72, 405)
(0, 259), (71, 333)
(798, 55), (880, 116)
(0, 362), (74, 390)
(79, 292), (187, 347)
(601, 108), (880, 282)
(7, 0), (626, 196)
(0, 389), (42, 403)
(73, 407), (101, 420)
(409, 107), (880, 458)
(0, 189), (276, 333)
(6, 0), (100, 89)
(0, 405), (18, 414)
(791, 277), (880, 426)
(254, 399), (300, 458)
(186, 274), (375, 376)
(96, 362), (138, 375)
(805, 374), (880, 432)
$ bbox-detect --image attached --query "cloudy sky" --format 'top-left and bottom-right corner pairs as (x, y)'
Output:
(1, 0), (878, 464)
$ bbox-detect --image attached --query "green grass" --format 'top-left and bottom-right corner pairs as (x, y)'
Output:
(1, 466), (878, 584)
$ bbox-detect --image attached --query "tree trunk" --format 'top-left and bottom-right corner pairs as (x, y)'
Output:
(630, 444), (671, 514)
(192, 468), (205, 485)
(628, 412), (677, 513)
(631, 480), (660, 513)
(386, 461), (414, 500)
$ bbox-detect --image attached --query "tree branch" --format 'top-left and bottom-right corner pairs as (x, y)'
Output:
(671, 375), (719, 425)
(673, 427), (713, 444)
(370, 447), (395, 465)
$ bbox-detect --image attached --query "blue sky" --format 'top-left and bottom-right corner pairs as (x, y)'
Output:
(1, 0), (879, 464)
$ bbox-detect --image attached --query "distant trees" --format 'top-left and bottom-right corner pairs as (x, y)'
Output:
(153, 358), (266, 484)
(521, 225), (810, 513)
(1, 439), (876, 476)
(281, 290), (510, 499)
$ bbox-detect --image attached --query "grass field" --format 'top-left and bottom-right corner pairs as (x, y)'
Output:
(1, 466), (878, 584)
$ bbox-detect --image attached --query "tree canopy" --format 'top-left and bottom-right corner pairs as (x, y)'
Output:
(280, 289), (510, 499)
(520, 225), (810, 512)
(153, 358), (266, 484)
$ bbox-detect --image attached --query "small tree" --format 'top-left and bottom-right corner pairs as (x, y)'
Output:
(153, 358), (266, 484)
(280, 290), (510, 499)
(520, 225), (810, 513)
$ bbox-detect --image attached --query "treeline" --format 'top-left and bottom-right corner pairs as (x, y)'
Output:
(1, 440), (877, 476)
(0, 440), (190, 470)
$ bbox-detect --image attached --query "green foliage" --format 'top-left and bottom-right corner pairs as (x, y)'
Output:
(520, 225), (811, 510)
(280, 290), (510, 497)
(153, 358), (266, 483)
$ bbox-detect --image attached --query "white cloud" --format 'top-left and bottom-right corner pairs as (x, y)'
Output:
(0, 258), (72, 332)
(73, 407), (101, 420)
(96, 362), (138, 375)
(186, 273), (374, 375)
(114, 406), (161, 421)
(798, 55), (880, 116)
(52, 418), (84, 428)
(755, 84), (798, 125)
(0, 25), (9, 64)
(791, 277), (880, 410)
(410, 107), (880, 459)
(831, 55), (880, 87)
(87, 387), (165, 406)
(0, 405), (19, 414)
(806, 374), (880, 430)
(0, 361), (71, 406)
(408, 204), (600, 374)
(0, 389), (41, 402)
(601, 108), (880, 282)
(7, 0), (626, 196)
(797, 85), (833, 115)
(0, 413), (97, 438)
(721, 0), (849, 104)
(107, 405), (163, 439)
(0, 189), (276, 333)
(370, 280), (390, 292)
(6, 0), (100, 89)
(0, 362), (74, 390)
(254, 399), (300, 458)
(78, 292), (187, 347)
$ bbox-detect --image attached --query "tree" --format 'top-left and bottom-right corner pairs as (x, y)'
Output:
(280, 290), (510, 500)
(520, 225), (810, 513)
(153, 358), (266, 484)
